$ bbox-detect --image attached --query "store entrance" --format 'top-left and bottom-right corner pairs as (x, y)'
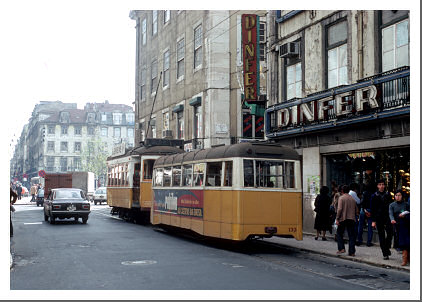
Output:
(325, 147), (410, 198)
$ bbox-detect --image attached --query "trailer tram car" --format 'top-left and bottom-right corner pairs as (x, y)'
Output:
(106, 139), (184, 223)
(151, 142), (303, 241)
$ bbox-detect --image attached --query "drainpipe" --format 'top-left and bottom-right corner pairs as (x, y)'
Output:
(358, 10), (364, 79)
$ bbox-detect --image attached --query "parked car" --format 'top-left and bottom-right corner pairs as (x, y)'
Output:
(93, 187), (107, 205)
(36, 188), (44, 207)
(43, 188), (90, 224)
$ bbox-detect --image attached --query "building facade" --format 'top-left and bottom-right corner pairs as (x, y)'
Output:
(10, 101), (135, 187)
(129, 10), (267, 151)
(265, 10), (410, 232)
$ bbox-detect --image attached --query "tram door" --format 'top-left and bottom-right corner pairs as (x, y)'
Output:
(132, 163), (141, 206)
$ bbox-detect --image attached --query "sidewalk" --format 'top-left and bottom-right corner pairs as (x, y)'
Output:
(265, 233), (410, 272)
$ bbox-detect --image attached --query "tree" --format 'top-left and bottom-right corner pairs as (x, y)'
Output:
(81, 136), (108, 187)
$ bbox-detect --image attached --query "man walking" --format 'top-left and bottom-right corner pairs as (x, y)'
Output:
(30, 184), (37, 202)
(336, 185), (359, 256)
(356, 184), (375, 246)
(371, 179), (394, 260)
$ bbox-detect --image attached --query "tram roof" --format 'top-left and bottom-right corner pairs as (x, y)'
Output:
(154, 142), (300, 166)
(107, 145), (184, 161)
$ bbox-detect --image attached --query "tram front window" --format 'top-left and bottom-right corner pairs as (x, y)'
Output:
(284, 161), (296, 188)
(182, 164), (193, 186)
(172, 166), (182, 186)
(193, 163), (205, 186)
(243, 160), (254, 187)
(155, 168), (163, 186)
(163, 167), (172, 187)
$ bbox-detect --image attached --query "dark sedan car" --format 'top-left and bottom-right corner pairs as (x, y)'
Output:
(36, 188), (44, 207)
(44, 188), (91, 224)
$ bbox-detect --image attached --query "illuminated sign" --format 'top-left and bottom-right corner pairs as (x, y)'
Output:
(242, 14), (260, 104)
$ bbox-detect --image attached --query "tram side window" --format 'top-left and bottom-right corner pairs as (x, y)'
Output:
(134, 163), (141, 187)
(256, 160), (283, 188)
(154, 168), (163, 186)
(163, 167), (172, 187)
(172, 165), (182, 186)
(284, 161), (296, 188)
(243, 160), (254, 187)
(193, 163), (205, 186)
(206, 162), (222, 186)
(223, 161), (233, 186)
(182, 164), (193, 186)
(143, 159), (154, 180)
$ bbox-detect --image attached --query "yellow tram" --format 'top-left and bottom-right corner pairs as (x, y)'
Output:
(151, 142), (303, 241)
(106, 139), (184, 223)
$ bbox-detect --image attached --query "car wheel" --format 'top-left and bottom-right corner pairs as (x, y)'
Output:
(82, 217), (88, 224)
(50, 215), (56, 224)
(74, 217), (79, 222)
(44, 211), (48, 221)
(94, 201), (97, 205)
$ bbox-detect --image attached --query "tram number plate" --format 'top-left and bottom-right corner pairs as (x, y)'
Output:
(288, 227), (297, 232)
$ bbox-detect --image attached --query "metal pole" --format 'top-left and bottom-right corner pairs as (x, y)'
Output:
(145, 71), (162, 141)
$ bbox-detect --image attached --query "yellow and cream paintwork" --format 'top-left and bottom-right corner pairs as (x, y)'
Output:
(152, 157), (302, 241)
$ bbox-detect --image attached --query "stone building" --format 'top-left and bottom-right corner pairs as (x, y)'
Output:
(265, 10), (410, 232)
(10, 101), (135, 187)
(129, 10), (267, 151)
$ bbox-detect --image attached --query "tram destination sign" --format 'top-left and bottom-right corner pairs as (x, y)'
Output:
(266, 67), (410, 137)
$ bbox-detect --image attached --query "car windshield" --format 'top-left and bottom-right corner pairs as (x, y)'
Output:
(55, 190), (84, 199)
(95, 189), (104, 194)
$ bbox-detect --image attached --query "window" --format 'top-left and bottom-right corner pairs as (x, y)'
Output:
(327, 20), (348, 88)
(48, 125), (55, 134)
(101, 114), (107, 122)
(74, 142), (81, 152)
(172, 165), (182, 186)
(88, 127), (95, 135)
(74, 157), (81, 170)
(142, 19), (147, 45)
(87, 113), (96, 123)
(163, 112), (169, 131)
(284, 161), (296, 188)
(182, 164), (193, 186)
(286, 62), (302, 100)
(126, 113), (135, 124)
(163, 49), (170, 87)
(193, 163), (205, 186)
(143, 159), (155, 180)
(114, 127), (121, 137)
(194, 24), (203, 69)
(193, 105), (202, 138)
(127, 128), (134, 138)
(163, 167), (172, 187)
(243, 160), (254, 187)
(206, 162), (222, 187)
(151, 117), (156, 138)
(101, 127), (108, 137)
(61, 125), (68, 135)
(74, 126), (82, 135)
(152, 10), (158, 35)
(140, 68), (146, 101)
(177, 38), (185, 79)
(164, 10), (170, 24)
(47, 157), (55, 169)
(259, 22), (266, 61)
(382, 19), (409, 72)
(60, 157), (67, 172)
(47, 141), (55, 152)
(60, 142), (68, 152)
(256, 160), (284, 188)
(154, 168), (163, 186)
(151, 59), (158, 93)
(177, 111), (184, 139)
(223, 161), (233, 186)
(113, 113), (122, 125)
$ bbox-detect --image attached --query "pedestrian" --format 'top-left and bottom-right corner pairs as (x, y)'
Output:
(10, 186), (17, 237)
(356, 184), (375, 247)
(313, 186), (332, 241)
(370, 179), (394, 260)
(389, 190), (410, 266)
(16, 184), (22, 200)
(335, 185), (359, 256)
(331, 185), (342, 241)
(30, 184), (37, 202)
(349, 183), (361, 241)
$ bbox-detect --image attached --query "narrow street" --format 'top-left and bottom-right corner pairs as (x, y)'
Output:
(11, 202), (410, 293)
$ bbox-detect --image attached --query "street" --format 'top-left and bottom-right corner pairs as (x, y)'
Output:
(10, 201), (410, 293)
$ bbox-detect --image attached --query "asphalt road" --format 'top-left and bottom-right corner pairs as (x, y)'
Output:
(10, 203), (410, 295)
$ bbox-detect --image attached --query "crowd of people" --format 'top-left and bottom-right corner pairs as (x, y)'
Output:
(313, 179), (410, 266)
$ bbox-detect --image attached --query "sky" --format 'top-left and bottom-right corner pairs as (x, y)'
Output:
(1, 0), (420, 300)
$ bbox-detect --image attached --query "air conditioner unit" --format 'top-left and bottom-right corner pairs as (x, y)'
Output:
(279, 42), (300, 58)
(162, 130), (173, 138)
